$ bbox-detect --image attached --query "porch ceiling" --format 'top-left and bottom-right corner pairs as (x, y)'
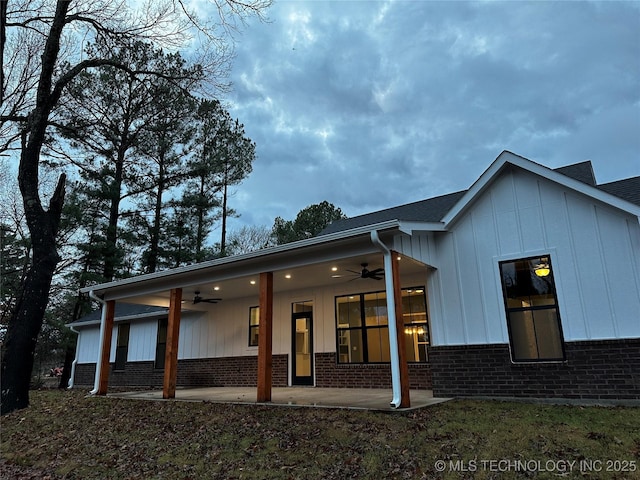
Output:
(81, 225), (431, 307)
(129, 251), (428, 308)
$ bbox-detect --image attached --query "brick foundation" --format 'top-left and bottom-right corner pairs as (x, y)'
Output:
(314, 352), (432, 389)
(74, 352), (432, 390)
(429, 339), (640, 399)
(73, 354), (288, 389)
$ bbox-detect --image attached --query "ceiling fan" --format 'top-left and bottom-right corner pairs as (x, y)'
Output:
(347, 263), (384, 281)
(193, 291), (222, 304)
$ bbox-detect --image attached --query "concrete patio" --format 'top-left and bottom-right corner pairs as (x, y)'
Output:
(108, 387), (452, 411)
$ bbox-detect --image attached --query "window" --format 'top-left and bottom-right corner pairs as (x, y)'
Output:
(114, 323), (130, 370)
(336, 287), (429, 364)
(155, 318), (168, 369)
(402, 288), (429, 362)
(499, 255), (565, 362)
(248, 306), (259, 346)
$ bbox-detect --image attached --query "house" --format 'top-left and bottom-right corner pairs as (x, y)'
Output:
(69, 151), (640, 405)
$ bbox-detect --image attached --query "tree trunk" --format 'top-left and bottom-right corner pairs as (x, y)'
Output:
(103, 149), (125, 281)
(196, 174), (205, 261)
(147, 159), (165, 273)
(1, 167), (66, 413)
(1, 1), (69, 416)
(220, 182), (228, 256)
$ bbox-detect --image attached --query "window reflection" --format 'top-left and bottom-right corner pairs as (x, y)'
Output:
(336, 287), (429, 364)
(500, 256), (565, 362)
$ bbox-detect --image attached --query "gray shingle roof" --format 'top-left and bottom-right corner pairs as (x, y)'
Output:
(597, 177), (640, 207)
(319, 190), (467, 235)
(554, 161), (596, 186)
(320, 160), (638, 236)
(72, 303), (168, 324)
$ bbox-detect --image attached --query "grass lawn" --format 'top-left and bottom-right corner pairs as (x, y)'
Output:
(1, 389), (639, 479)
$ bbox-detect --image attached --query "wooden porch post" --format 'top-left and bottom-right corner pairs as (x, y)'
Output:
(163, 288), (182, 399)
(391, 250), (411, 408)
(96, 300), (115, 395)
(257, 272), (273, 402)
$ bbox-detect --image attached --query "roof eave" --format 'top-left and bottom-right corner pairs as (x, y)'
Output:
(442, 150), (640, 227)
(80, 219), (403, 297)
(65, 309), (171, 328)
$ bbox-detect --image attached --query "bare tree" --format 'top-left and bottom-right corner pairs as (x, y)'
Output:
(0, 0), (271, 415)
(226, 225), (275, 255)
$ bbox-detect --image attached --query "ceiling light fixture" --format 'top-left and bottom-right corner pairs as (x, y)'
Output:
(534, 264), (550, 277)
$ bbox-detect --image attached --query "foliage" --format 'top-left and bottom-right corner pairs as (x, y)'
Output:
(1, 391), (639, 479)
(184, 99), (256, 259)
(0, 223), (30, 329)
(0, 0), (271, 415)
(272, 201), (347, 245)
(226, 224), (276, 255)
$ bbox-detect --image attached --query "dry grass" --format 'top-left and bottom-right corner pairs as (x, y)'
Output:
(1, 390), (639, 479)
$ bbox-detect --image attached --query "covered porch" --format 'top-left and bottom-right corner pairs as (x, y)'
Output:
(78, 221), (439, 409)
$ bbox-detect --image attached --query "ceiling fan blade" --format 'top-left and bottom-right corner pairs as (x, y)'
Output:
(203, 298), (222, 304)
(369, 268), (384, 276)
(193, 292), (221, 304)
(346, 269), (361, 275)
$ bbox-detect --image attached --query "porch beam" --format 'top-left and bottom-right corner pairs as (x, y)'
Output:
(163, 288), (182, 399)
(391, 250), (411, 408)
(96, 300), (115, 395)
(257, 271), (273, 402)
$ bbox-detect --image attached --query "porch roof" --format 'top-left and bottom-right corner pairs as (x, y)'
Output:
(79, 220), (432, 306)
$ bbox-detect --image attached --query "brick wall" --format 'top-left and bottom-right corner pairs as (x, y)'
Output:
(73, 354), (288, 389)
(429, 339), (640, 399)
(74, 352), (432, 390)
(314, 352), (432, 389)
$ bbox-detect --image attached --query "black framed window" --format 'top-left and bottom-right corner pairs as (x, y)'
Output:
(155, 318), (168, 369)
(114, 323), (130, 371)
(336, 287), (429, 364)
(248, 306), (259, 346)
(499, 255), (565, 362)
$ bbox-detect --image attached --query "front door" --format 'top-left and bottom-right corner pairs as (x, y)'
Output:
(292, 312), (313, 385)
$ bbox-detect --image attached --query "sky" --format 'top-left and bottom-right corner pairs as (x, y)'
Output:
(220, 0), (640, 232)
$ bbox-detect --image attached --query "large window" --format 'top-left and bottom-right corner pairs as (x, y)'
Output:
(336, 287), (429, 364)
(155, 318), (168, 369)
(114, 323), (130, 371)
(248, 306), (259, 346)
(499, 255), (565, 362)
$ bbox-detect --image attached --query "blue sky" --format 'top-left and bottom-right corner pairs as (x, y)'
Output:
(220, 0), (639, 232)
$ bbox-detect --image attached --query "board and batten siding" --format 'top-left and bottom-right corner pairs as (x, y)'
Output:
(428, 166), (640, 347)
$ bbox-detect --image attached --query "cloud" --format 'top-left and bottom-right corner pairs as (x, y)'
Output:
(223, 0), (640, 230)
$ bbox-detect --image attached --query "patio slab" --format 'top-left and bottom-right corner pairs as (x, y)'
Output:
(108, 387), (452, 411)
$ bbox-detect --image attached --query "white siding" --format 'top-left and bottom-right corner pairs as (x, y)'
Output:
(77, 327), (100, 363)
(428, 167), (640, 346)
(394, 232), (437, 266)
(128, 320), (157, 361)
